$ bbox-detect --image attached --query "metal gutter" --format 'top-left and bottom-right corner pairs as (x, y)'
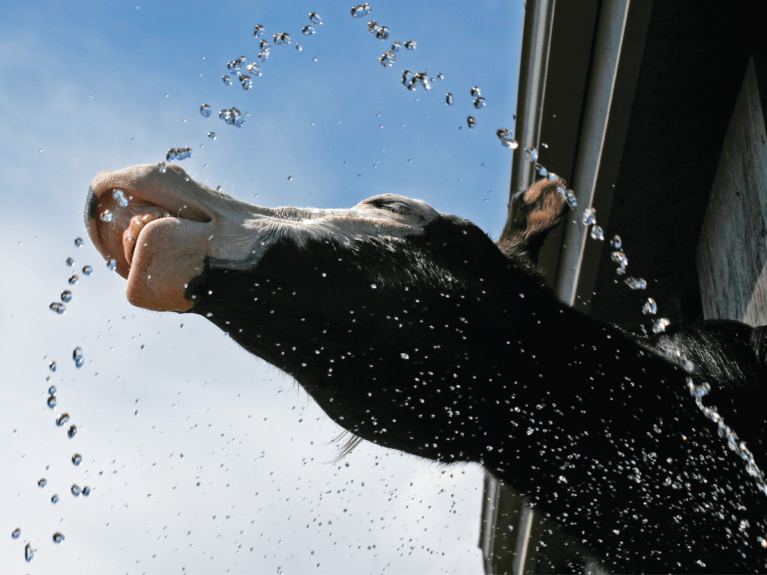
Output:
(555, 0), (632, 306)
(507, 0), (557, 204)
(484, 0), (652, 572)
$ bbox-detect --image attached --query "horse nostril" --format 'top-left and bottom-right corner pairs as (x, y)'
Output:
(84, 187), (100, 222)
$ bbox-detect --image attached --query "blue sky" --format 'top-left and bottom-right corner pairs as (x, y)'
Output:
(0, 1), (524, 572)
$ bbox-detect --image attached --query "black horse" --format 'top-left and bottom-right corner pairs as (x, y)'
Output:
(85, 163), (767, 572)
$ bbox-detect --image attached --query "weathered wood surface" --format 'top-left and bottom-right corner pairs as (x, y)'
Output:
(698, 56), (767, 325)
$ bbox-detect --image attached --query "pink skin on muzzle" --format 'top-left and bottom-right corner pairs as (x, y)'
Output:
(86, 164), (213, 312)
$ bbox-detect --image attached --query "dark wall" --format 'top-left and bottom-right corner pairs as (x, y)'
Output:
(589, 1), (757, 327)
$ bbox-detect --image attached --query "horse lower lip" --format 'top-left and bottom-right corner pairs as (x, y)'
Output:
(124, 213), (166, 265)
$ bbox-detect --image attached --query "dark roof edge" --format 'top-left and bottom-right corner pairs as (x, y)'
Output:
(507, 0), (557, 205)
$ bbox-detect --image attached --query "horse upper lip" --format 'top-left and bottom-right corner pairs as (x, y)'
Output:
(86, 165), (214, 276)
(87, 164), (212, 227)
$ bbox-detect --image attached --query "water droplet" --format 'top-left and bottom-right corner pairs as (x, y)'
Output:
(112, 189), (129, 207)
(56, 413), (70, 426)
(158, 162), (167, 173)
(309, 12), (322, 24)
(404, 40), (416, 50)
(351, 3), (372, 18)
(258, 49), (270, 62)
(50, 302), (66, 314)
(302, 25), (315, 35)
(642, 298), (657, 315)
(611, 251), (628, 268)
(652, 318), (670, 334)
(367, 20), (379, 33)
(296, 44), (302, 51)
(273, 32), (290, 45)
(253, 24), (265, 38)
(82, 486), (91, 496)
(413, 71), (430, 90)
(99, 209), (114, 224)
(376, 26), (390, 40)
(51, 494), (59, 504)
(496, 128), (518, 149)
(67, 425), (77, 438)
(82, 265), (93, 276)
(12, 528), (21, 539)
(287, 176), (293, 181)
(473, 97), (486, 109)
(564, 189), (577, 208)
(38, 478), (47, 488)
(67, 273), (79, 285)
(106, 258), (117, 271)
(537, 164), (548, 177)
(219, 108), (244, 127)
(400, 353), (410, 360)
(437, 73), (444, 79)
(71, 484), (81, 496)
(402, 70), (413, 89)
(200, 104), (212, 117)
(207, 132), (216, 140)
(524, 147), (538, 162)
(246, 62), (261, 76)
(229, 56), (247, 72)
(610, 235), (622, 249)
(240, 75), (252, 90)
(53, 532), (64, 544)
(624, 277), (647, 290)
(590, 225), (604, 241)
(445, 93), (454, 105)
(260, 39), (270, 50)
(581, 207), (596, 226)
(73, 347), (83, 368)
(379, 50), (396, 67)
(467, 116), (476, 130)
(48, 385), (56, 395)
(47, 395), (57, 409)
(688, 379), (711, 399)
(471, 87), (481, 98)
(166, 147), (192, 161)
(74, 237), (84, 247)
(71, 454), (82, 466)
(66, 257), (74, 266)
(391, 40), (401, 52)
(49, 361), (57, 372)
(25, 543), (33, 562)
(222, 75), (232, 85)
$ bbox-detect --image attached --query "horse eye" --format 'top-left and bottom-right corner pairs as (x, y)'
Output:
(388, 202), (411, 214)
(369, 198), (411, 215)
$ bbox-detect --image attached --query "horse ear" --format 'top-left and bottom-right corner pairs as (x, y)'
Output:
(497, 177), (568, 265)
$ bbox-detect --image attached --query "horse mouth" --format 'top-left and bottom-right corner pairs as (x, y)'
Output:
(85, 165), (212, 279)
(123, 210), (172, 266)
